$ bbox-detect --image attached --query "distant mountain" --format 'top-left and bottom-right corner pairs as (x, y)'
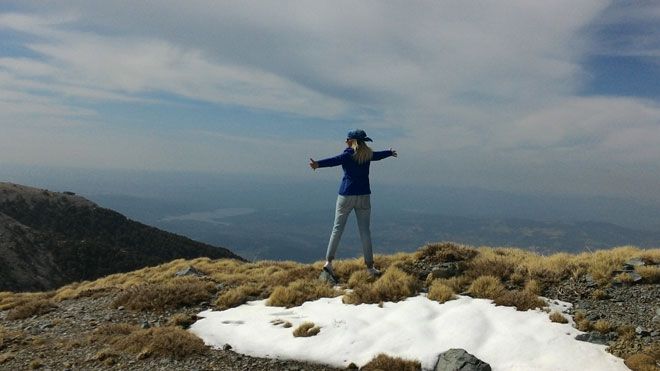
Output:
(0, 182), (244, 292)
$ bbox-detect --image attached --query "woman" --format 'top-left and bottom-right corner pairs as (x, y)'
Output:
(309, 129), (397, 283)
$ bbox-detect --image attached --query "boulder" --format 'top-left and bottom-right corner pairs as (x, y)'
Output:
(434, 348), (491, 371)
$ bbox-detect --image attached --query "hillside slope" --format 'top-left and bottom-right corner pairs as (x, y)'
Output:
(0, 182), (244, 292)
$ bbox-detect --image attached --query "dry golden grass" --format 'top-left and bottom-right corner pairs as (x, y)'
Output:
(89, 323), (206, 359)
(493, 290), (546, 311)
(267, 279), (339, 308)
(361, 353), (422, 371)
(112, 277), (215, 311)
(576, 319), (592, 332)
(465, 248), (520, 281)
(29, 359), (43, 369)
(167, 314), (197, 329)
(593, 320), (612, 333)
(549, 311), (569, 323)
(6, 299), (57, 320)
(427, 276), (471, 293)
(524, 279), (543, 296)
(292, 322), (320, 337)
(624, 353), (657, 371)
(468, 276), (505, 300)
(343, 267), (418, 305)
(214, 282), (269, 310)
(347, 270), (375, 289)
(636, 266), (660, 283)
(427, 281), (456, 304)
(111, 326), (207, 359)
(591, 289), (608, 300)
(415, 242), (478, 264)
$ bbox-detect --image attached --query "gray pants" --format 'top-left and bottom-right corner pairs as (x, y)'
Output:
(325, 195), (374, 267)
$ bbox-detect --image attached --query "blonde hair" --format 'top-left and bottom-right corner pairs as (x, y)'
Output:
(350, 140), (373, 164)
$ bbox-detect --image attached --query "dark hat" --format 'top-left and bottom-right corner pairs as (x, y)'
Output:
(347, 129), (373, 142)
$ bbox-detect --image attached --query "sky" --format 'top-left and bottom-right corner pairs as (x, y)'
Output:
(1, 1), (659, 203)
(191, 294), (628, 371)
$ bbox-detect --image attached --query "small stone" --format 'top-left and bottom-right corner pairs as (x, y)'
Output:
(117, 306), (125, 311)
(40, 322), (54, 330)
(223, 343), (232, 350)
(636, 327), (650, 336)
(346, 362), (359, 369)
(175, 266), (205, 277)
(141, 321), (151, 329)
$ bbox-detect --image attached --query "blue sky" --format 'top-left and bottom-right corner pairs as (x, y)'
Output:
(1, 1), (659, 203)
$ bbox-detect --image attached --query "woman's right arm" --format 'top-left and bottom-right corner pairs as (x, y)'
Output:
(316, 152), (348, 168)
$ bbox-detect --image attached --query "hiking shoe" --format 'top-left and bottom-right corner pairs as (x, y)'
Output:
(322, 266), (339, 283)
(367, 267), (382, 277)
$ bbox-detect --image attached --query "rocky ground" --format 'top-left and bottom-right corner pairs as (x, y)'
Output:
(0, 293), (342, 371)
(1, 266), (658, 370)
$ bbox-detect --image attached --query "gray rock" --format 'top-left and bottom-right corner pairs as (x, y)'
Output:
(141, 321), (151, 329)
(635, 326), (650, 336)
(584, 274), (597, 288)
(430, 262), (462, 279)
(623, 258), (645, 271)
(575, 331), (617, 345)
(223, 343), (232, 350)
(175, 266), (205, 277)
(434, 348), (491, 371)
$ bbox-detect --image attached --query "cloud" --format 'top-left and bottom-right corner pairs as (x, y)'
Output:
(1, 1), (659, 202)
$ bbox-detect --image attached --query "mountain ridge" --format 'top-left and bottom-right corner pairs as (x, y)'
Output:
(0, 182), (244, 292)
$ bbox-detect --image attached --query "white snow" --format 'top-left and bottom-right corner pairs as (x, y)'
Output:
(190, 294), (629, 371)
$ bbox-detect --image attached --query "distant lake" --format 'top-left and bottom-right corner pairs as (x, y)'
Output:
(161, 208), (255, 225)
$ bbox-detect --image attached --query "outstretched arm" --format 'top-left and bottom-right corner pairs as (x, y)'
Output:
(372, 148), (398, 161)
(312, 151), (351, 169)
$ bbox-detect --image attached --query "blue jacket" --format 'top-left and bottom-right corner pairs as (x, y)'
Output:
(317, 148), (393, 195)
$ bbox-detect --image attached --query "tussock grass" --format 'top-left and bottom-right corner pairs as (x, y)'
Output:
(361, 353), (421, 371)
(593, 320), (612, 333)
(112, 327), (207, 359)
(347, 270), (376, 288)
(468, 276), (505, 300)
(591, 289), (608, 300)
(267, 279), (339, 308)
(90, 323), (206, 359)
(6, 299), (57, 320)
(167, 314), (197, 329)
(493, 290), (545, 311)
(549, 312), (569, 323)
(635, 266), (660, 283)
(466, 249), (518, 281)
(214, 282), (269, 310)
(292, 322), (320, 337)
(427, 281), (456, 304)
(426, 276), (471, 293)
(343, 267), (418, 305)
(0, 352), (15, 364)
(625, 352), (657, 371)
(415, 242), (477, 263)
(112, 277), (215, 311)
(524, 279), (543, 296)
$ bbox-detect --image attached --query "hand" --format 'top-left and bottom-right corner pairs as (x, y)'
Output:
(309, 158), (319, 170)
(390, 148), (398, 157)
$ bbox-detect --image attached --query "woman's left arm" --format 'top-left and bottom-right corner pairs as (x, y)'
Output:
(372, 149), (397, 161)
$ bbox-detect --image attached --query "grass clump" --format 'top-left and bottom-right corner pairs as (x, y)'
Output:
(426, 276), (471, 294)
(523, 279), (543, 296)
(215, 283), (266, 310)
(635, 266), (660, 283)
(593, 320), (612, 333)
(343, 267), (418, 305)
(467, 275), (505, 300)
(493, 290), (546, 311)
(415, 242), (477, 264)
(90, 323), (206, 359)
(361, 353), (421, 371)
(113, 277), (215, 311)
(591, 289), (608, 300)
(292, 321), (320, 337)
(625, 352), (657, 371)
(167, 314), (197, 329)
(267, 279), (338, 308)
(112, 326), (207, 359)
(427, 281), (456, 304)
(549, 312), (569, 324)
(6, 299), (57, 320)
(347, 270), (375, 289)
